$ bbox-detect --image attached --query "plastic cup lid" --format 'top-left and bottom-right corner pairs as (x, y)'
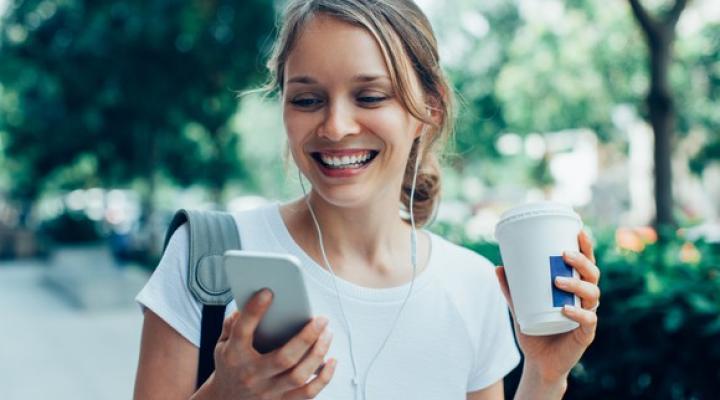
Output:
(495, 201), (581, 236)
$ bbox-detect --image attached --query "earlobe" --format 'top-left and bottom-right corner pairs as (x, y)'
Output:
(422, 103), (441, 131)
(412, 105), (434, 139)
(415, 123), (428, 139)
(415, 108), (432, 138)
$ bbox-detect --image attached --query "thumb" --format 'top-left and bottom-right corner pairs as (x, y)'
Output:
(495, 266), (516, 317)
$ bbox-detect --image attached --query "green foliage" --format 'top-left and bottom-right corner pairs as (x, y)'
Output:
(445, 1), (521, 163)
(495, 3), (644, 142)
(453, 226), (720, 399)
(684, 23), (720, 176)
(567, 230), (720, 399)
(445, 0), (720, 179)
(0, 0), (275, 201)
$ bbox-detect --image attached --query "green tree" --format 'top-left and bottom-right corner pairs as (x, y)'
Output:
(484, 2), (639, 190)
(0, 0), (275, 223)
(450, 0), (717, 232)
(627, 0), (689, 238)
(682, 22), (720, 176)
(494, 1), (651, 141)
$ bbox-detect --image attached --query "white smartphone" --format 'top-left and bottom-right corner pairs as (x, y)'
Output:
(223, 250), (313, 353)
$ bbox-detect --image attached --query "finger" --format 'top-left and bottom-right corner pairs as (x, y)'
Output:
(282, 358), (337, 400)
(274, 328), (333, 393)
(554, 277), (600, 309)
(260, 316), (329, 378)
(313, 362), (326, 377)
(495, 266), (516, 317)
(216, 310), (254, 373)
(561, 305), (598, 344)
(563, 250), (600, 285)
(578, 230), (596, 265)
(219, 311), (239, 343)
(234, 289), (274, 346)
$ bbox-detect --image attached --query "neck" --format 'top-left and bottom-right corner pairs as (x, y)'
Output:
(283, 190), (416, 280)
(307, 190), (413, 272)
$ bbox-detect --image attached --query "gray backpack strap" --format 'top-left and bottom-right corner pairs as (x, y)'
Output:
(163, 209), (241, 306)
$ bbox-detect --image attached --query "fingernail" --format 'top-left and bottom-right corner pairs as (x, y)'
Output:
(564, 250), (579, 259)
(315, 316), (329, 330)
(555, 276), (571, 285)
(564, 305), (576, 312)
(258, 289), (272, 304)
(320, 328), (333, 343)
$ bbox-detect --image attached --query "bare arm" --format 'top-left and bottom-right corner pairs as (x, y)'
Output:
(133, 290), (336, 400)
(133, 309), (198, 399)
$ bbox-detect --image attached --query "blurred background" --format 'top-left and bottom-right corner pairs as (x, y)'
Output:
(0, 0), (718, 398)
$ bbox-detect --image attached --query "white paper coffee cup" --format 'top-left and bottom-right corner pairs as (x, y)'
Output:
(494, 201), (583, 336)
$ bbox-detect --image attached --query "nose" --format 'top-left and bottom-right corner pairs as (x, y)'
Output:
(318, 99), (361, 141)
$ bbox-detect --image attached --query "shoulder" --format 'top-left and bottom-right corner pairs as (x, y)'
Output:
(232, 202), (273, 221)
(162, 221), (190, 266)
(427, 233), (519, 376)
(231, 201), (278, 237)
(429, 232), (497, 287)
(428, 232), (505, 328)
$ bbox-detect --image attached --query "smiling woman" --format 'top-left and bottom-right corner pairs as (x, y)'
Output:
(133, 1), (600, 400)
(261, 3), (453, 228)
(280, 13), (435, 212)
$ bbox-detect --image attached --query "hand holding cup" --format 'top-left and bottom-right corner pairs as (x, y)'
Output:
(494, 202), (600, 383)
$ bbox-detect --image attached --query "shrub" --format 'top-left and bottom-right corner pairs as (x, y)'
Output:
(566, 228), (719, 399)
(40, 211), (102, 244)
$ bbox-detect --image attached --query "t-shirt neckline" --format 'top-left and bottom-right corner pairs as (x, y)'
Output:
(261, 201), (439, 302)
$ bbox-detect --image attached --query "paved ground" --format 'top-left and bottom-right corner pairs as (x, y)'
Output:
(0, 256), (149, 400)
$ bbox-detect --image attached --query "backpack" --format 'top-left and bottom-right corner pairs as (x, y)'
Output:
(161, 209), (241, 390)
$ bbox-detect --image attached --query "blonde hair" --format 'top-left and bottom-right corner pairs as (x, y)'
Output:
(256, 0), (455, 227)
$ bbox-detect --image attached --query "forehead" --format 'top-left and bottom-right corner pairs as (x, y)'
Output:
(284, 14), (390, 83)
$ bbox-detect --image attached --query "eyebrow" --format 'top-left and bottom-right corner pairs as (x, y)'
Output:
(286, 74), (390, 85)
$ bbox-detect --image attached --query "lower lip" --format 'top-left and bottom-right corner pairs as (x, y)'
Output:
(314, 157), (375, 178)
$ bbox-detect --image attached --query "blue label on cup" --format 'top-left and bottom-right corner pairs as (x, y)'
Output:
(550, 255), (575, 307)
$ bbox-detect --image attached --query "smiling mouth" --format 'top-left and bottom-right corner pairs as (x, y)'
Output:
(310, 150), (380, 169)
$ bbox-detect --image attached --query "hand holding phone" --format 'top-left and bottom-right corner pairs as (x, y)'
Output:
(199, 289), (336, 400)
(223, 250), (313, 353)
(195, 251), (335, 399)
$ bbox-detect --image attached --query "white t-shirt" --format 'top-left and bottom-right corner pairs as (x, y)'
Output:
(135, 202), (521, 399)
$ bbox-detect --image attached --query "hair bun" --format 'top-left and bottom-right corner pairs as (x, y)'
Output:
(401, 149), (441, 228)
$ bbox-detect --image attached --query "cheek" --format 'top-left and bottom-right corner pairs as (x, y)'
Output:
(285, 134), (308, 168)
(361, 108), (411, 139)
(362, 109), (416, 155)
(283, 109), (314, 149)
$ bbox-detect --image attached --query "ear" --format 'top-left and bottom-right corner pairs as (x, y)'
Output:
(425, 94), (444, 126)
(413, 88), (445, 139)
(413, 107), (439, 140)
(413, 116), (430, 139)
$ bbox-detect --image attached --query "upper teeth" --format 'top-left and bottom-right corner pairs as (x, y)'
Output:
(319, 151), (373, 166)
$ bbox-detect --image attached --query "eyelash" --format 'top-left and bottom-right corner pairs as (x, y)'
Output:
(290, 98), (322, 107)
(358, 96), (387, 104)
(289, 95), (388, 108)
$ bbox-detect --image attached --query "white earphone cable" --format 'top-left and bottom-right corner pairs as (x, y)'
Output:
(298, 131), (424, 400)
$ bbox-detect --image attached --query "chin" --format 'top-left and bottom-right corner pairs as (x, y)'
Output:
(311, 184), (377, 209)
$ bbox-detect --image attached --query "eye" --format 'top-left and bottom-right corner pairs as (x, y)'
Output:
(358, 96), (387, 103)
(289, 96), (324, 108)
(357, 94), (388, 105)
